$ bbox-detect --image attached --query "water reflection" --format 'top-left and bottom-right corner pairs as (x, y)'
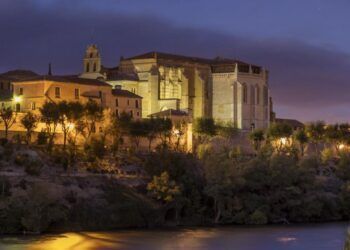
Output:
(0, 223), (347, 250)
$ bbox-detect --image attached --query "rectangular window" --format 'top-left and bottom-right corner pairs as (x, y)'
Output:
(55, 87), (61, 98)
(19, 88), (23, 95)
(130, 110), (133, 118)
(135, 99), (139, 108)
(116, 109), (119, 117)
(127, 99), (130, 106)
(74, 88), (79, 99)
(115, 98), (119, 107)
(137, 111), (140, 117)
(31, 102), (36, 110)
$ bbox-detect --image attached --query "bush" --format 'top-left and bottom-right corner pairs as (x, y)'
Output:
(248, 210), (268, 225)
(37, 131), (48, 145)
(24, 160), (43, 176)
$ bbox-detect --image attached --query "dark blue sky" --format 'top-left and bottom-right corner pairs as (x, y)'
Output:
(1, 0), (350, 122)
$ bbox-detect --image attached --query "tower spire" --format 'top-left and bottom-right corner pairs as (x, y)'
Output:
(48, 63), (52, 76)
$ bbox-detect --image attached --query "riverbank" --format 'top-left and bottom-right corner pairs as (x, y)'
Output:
(0, 222), (347, 250)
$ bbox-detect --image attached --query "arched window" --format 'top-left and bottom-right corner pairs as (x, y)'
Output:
(242, 83), (248, 104)
(256, 85), (260, 105)
(90, 53), (93, 58)
(86, 63), (90, 72)
(93, 63), (97, 72)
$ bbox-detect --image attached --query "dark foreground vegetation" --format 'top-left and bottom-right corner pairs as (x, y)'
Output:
(1, 101), (350, 234)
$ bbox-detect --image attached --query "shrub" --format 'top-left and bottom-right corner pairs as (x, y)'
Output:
(248, 210), (268, 225)
(24, 160), (43, 176)
(37, 131), (48, 145)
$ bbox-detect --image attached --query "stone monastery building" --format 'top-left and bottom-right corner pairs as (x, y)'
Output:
(81, 45), (271, 130)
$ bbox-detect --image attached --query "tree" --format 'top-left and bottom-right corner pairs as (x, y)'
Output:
(147, 171), (181, 203)
(109, 112), (131, 153)
(268, 122), (293, 153)
(66, 101), (85, 148)
(20, 112), (38, 144)
(155, 118), (172, 147)
(39, 102), (60, 150)
(0, 107), (17, 139)
(306, 121), (325, 156)
(129, 120), (148, 150)
(144, 118), (158, 151)
(194, 118), (216, 143)
(294, 129), (309, 157)
(57, 101), (70, 150)
(249, 129), (265, 152)
(83, 99), (104, 140)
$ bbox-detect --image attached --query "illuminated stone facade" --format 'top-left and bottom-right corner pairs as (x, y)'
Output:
(81, 45), (271, 130)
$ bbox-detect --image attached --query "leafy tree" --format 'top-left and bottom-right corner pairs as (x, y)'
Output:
(84, 99), (104, 140)
(144, 118), (158, 151)
(155, 118), (172, 146)
(306, 121), (325, 156)
(249, 129), (265, 152)
(294, 129), (309, 157)
(39, 102), (60, 150)
(20, 112), (38, 144)
(66, 101), (85, 147)
(147, 171), (181, 203)
(194, 117), (216, 143)
(57, 101), (71, 150)
(129, 120), (148, 150)
(268, 122), (293, 153)
(0, 107), (17, 139)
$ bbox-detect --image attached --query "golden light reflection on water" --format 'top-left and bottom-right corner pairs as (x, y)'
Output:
(27, 232), (122, 250)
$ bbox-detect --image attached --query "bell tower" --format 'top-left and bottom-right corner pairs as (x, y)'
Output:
(80, 44), (104, 79)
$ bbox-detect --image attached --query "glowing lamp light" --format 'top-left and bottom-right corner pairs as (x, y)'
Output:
(67, 123), (75, 130)
(339, 144), (345, 150)
(13, 96), (22, 103)
(280, 137), (287, 146)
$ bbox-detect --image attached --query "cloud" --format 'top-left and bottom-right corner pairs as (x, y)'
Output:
(0, 0), (349, 122)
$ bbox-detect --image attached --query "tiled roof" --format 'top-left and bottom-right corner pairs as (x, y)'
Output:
(275, 118), (304, 128)
(112, 89), (142, 98)
(124, 51), (253, 66)
(12, 75), (111, 87)
(148, 109), (188, 117)
(0, 70), (38, 81)
(101, 66), (139, 81)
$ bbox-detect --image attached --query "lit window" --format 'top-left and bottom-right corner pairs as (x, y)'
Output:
(75, 88), (79, 99)
(55, 87), (61, 98)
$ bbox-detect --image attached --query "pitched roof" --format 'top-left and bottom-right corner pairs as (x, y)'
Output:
(148, 109), (188, 117)
(12, 75), (111, 87)
(275, 118), (304, 128)
(0, 70), (38, 81)
(112, 89), (142, 98)
(124, 51), (253, 66)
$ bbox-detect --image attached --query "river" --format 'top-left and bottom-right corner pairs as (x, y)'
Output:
(0, 223), (347, 250)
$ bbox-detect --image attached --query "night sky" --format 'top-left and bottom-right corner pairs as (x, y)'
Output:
(1, 0), (350, 123)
